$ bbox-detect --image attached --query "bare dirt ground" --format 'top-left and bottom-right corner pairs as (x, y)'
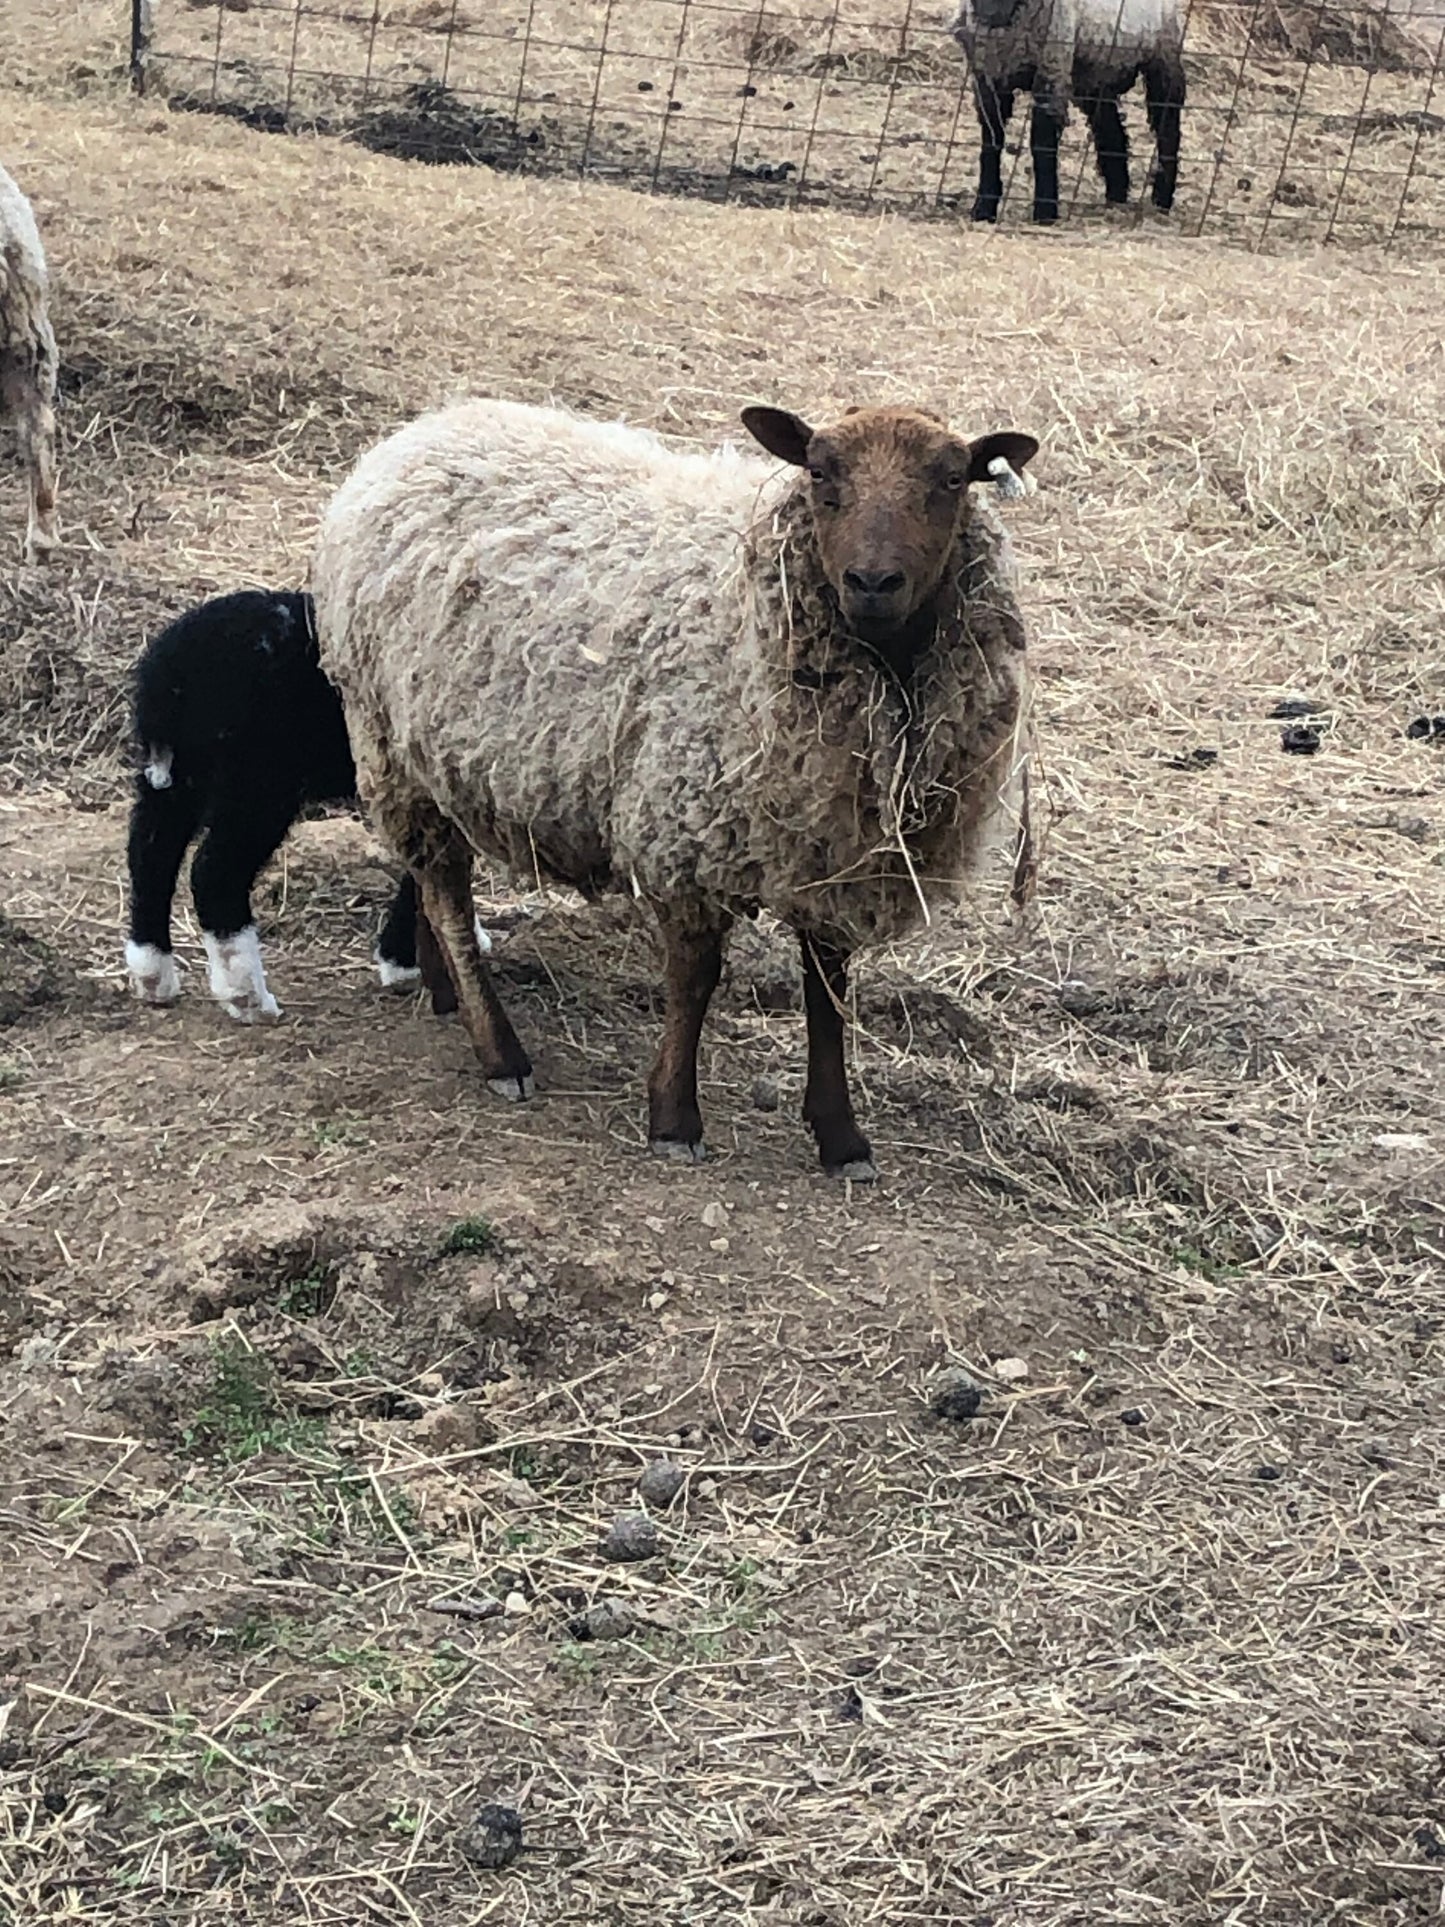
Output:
(3, 5), (1445, 1923)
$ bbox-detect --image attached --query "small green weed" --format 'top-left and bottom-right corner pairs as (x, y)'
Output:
(299, 1466), (415, 1548)
(219, 1610), (305, 1656)
(1171, 1240), (1241, 1283)
(276, 1266), (334, 1319)
(183, 1338), (324, 1463)
(439, 1215), (499, 1257)
(554, 1641), (601, 1680)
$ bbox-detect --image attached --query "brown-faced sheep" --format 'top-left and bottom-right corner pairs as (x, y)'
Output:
(1, 161), (58, 562)
(312, 398), (1040, 1180)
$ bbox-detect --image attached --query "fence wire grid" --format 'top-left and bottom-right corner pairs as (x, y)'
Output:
(134, 0), (1445, 245)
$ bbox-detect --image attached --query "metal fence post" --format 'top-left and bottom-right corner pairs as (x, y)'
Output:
(131, 0), (154, 95)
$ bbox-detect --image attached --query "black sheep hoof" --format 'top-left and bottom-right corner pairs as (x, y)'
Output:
(649, 1137), (706, 1164)
(487, 1074), (534, 1101)
(971, 202), (1000, 224)
(825, 1157), (878, 1184)
(813, 1120), (876, 1181)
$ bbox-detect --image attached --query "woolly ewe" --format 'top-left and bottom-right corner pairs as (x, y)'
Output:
(313, 397), (1040, 1179)
(1, 161), (59, 562)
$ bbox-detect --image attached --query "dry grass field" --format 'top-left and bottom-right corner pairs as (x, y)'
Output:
(3, 3), (1445, 1923)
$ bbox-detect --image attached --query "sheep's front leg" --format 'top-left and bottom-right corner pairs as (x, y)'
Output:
(799, 935), (876, 1182)
(648, 914), (728, 1162)
(972, 77), (1014, 223)
(417, 837), (531, 1097)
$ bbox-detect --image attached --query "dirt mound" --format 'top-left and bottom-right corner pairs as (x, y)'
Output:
(0, 914), (88, 1027)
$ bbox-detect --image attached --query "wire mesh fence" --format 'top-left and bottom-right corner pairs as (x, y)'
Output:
(133, 0), (1445, 245)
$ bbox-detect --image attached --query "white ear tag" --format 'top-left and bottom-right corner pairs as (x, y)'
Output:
(986, 455), (1031, 500)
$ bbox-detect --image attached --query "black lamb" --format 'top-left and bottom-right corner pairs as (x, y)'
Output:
(123, 588), (463, 1022)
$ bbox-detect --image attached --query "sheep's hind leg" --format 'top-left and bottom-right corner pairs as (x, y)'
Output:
(972, 78), (1014, 223)
(1080, 87), (1130, 204)
(417, 837), (531, 1097)
(415, 899), (460, 1017)
(190, 783), (299, 1023)
(799, 934), (876, 1182)
(125, 773), (200, 1005)
(1, 342), (59, 563)
(647, 914), (728, 1163)
(1145, 54), (1185, 211)
(375, 869), (487, 1017)
(375, 872), (422, 989)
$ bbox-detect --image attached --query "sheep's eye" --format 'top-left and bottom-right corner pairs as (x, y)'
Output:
(807, 465), (827, 483)
(945, 472), (966, 491)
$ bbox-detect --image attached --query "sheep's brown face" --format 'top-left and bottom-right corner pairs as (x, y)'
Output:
(741, 403), (1038, 659)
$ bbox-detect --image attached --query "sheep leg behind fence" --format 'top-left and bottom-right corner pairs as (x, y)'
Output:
(972, 77), (1016, 221)
(1145, 51), (1186, 211)
(1029, 89), (1068, 221)
(1077, 75), (1131, 201)
(799, 934), (876, 1182)
(647, 912), (729, 1162)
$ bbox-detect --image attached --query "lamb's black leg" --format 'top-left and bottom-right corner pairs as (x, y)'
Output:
(189, 781), (302, 1023)
(1145, 53), (1185, 212)
(648, 914), (728, 1161)
(1081, 89), (1130, 204)
(1030, 92), (1067, 223)
(125, 773), (201, 1004)
(376, 870), (418, 977)
(799, 934), (875, 1181)
(972, 78), (1014, 223)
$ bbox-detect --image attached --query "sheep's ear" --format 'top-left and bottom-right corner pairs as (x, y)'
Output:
(741, 406), (815, 467)
(966, 431), (1040, 499)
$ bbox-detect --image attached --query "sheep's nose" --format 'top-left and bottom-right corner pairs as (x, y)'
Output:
(843, 568), (907, 598)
